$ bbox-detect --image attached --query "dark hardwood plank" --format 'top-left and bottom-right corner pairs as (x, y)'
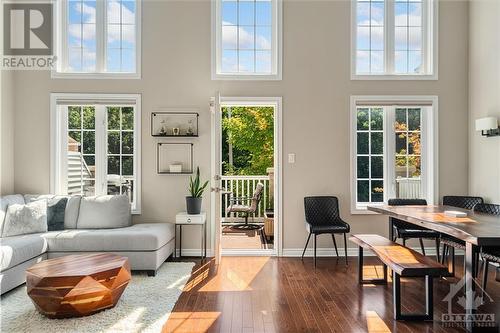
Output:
(162, 256), (500, 333)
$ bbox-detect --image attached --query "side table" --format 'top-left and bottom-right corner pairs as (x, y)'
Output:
(175, 212), (206, 259)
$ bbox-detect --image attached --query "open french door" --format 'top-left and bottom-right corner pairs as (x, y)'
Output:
(210, 92), (222, 265)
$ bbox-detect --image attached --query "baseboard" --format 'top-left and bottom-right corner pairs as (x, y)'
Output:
(175, 247), (463, 258)
(175, 249), (214, 258)
(282, 246), (453, 258)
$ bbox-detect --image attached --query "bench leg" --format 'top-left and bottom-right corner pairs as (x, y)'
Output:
(393, 272), (433, 321)
(358, 246), (387, 285)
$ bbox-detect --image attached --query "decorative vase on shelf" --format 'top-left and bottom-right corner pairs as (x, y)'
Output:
(159, 120), (166, 136)
(186, 167), (209, 215)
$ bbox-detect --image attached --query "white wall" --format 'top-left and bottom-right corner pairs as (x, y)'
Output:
(468, 0), (500, 203)
(9, 0), (470, 251)
(1, 69), (15, 195)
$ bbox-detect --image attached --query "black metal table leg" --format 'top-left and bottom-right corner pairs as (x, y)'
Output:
(358, 246), (387, 285)
(393, 272), (433, 321)
(465, 242), (475, 332)
(179, 225), (182, 258)
(204, 223), (207, 258)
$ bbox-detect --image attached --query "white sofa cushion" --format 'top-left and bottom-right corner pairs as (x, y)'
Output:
(0, 195), (25, 235)
(2, 200), (48, 237)
(0, 233), (48, 271)
(77, 195), (131, 229)
(43, 223), (174, 252)
(65, 196), (81, 229)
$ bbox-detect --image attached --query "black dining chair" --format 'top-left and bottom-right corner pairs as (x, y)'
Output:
(440, 196), (484, 276)
(477, 203), (500, 293)
(388, 198), (441, 260)
(302, 196), (350, 267)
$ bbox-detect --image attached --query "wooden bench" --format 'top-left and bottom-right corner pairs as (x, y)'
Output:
(350, 234), (449, 321)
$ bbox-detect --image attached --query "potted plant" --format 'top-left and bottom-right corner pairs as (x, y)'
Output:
(186, 167), (209, 214)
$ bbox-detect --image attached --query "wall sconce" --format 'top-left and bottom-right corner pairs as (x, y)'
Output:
(476, 117), (500, 137)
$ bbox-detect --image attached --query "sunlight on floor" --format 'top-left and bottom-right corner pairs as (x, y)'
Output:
(199, 257), (270, 292)
(366, 310), (391, 333)
(162, 311), (221, 333)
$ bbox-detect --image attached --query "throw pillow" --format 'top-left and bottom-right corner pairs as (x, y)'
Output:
(77, 195), (131, 229)
(2, 200), (48, 237)
(47, 197), (68, 231)
(24, 195), (68, 231)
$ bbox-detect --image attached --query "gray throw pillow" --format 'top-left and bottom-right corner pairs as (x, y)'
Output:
(2, 200), (48, 237)
(77, 195), (131, 229)
(47, 197), (68, 231)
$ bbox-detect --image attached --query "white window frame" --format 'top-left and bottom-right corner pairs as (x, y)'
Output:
(351, 0), (438, 80)
(50, 93), (142, 214)
(52, 0), (142, 79)
(211, 0), (283, 80)
(350, 95), (438, 214)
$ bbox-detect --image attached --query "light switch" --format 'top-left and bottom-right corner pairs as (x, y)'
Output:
(288, 153), (296, 164)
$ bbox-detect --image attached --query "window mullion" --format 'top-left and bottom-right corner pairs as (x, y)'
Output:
(385, 106), (396, 200)
(96, 0), (106, 72)
(386, 0), (395, 74)
(422, 0), (430, 74)
(95, 105), (107, 195)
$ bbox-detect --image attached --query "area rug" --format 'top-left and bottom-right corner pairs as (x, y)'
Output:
(0, 262), (195, 333)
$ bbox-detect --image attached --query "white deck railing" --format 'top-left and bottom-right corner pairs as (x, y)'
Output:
(396, 177), (422, 199)
(221, 175), (271, 223)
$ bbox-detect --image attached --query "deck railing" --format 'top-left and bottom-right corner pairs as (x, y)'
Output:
(221, 175), (271, 223)
(396, 177), (422, 199)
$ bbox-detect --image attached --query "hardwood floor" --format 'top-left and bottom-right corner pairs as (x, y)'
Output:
(163, 256), (500, 333)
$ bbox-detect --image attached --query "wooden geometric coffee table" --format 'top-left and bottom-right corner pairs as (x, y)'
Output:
(26, 253), (131, 318)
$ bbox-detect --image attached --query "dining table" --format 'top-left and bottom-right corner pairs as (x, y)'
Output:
(368, 204), (500, 332)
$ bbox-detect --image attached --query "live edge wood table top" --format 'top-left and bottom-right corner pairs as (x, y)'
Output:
(26, 253), (131, 319)
(368, 204), (500, 246)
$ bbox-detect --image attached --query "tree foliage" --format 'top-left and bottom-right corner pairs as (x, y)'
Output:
(222, 106), (274, 175)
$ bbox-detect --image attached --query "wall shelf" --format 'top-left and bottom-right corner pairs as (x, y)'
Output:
(151, 112), (199, 137)
(157, 142), (194, 175)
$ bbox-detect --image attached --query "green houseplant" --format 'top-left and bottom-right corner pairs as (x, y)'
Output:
(186, 167), (209, 214)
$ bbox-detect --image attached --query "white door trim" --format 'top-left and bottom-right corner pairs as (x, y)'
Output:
(211, 96), (283, 257)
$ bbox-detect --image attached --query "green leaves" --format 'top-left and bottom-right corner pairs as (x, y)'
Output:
(189, 167), (209, 198)
(221, 106), (274, 175)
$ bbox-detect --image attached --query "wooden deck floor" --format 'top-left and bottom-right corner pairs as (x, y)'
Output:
(163, 256), (500, 333)
(221, 226), (273, 250)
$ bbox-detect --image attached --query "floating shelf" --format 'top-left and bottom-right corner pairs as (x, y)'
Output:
(151, 112), (199, 137)
(157, 142), (194, 175)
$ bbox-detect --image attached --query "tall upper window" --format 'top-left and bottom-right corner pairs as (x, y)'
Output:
(51, 94), (141, 213)
(212, 0), (282, 80)
(350, 96), (438, 212)
(55, 0), (141, 78)
(352, 0), (437, 79)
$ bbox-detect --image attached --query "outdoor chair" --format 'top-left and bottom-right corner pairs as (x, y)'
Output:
(227, 183), (264, 230)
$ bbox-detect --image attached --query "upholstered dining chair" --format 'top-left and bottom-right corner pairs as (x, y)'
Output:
(302, 196), (350, 267)
(388, 198), (441, 260)
(227, 183), (264, 230)
(477, 203), (500, 293)
(440, 195), (484, 276)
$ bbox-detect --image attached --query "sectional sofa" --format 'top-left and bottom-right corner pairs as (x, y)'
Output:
(0, 194), (175, 294)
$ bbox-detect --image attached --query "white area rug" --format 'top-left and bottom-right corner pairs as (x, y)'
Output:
(1, 262), (195, 333)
